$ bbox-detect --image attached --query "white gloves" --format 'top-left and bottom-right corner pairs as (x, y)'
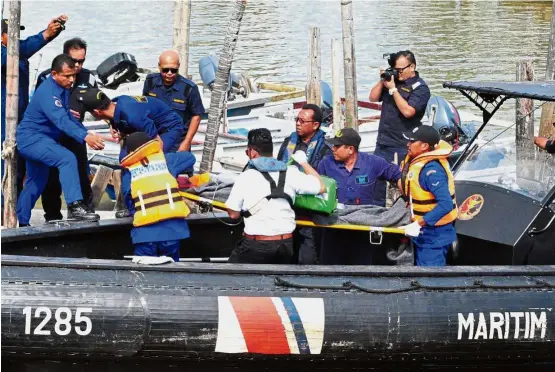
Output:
(402, 221), (422, 238)
(291, 150), (308, 164)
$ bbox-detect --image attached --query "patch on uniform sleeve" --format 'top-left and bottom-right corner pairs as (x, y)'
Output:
(412, 81), (422, 90)
(426, 169), (437, 176)
(53, 96), (62, 107)
(89, 74), (96, 87)
(147, 92), (157, 97)
(132, 95), (148, 103)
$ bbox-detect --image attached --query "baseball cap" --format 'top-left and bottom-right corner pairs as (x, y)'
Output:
(76, 88), (111, 111)
(327, 128), (361, 147)
(403, 125), (440, 147)
(1, 19), (25, 34)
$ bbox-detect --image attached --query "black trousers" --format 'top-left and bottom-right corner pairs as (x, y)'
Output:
(41, 136), (93, 221)
(228, 237), (294, 264)
(320, 229), (374, 265)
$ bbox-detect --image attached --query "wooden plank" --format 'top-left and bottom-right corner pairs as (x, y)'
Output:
(90, 165), (113, 208)
(331, 38), (343, 131)
(539, 0), (555, 137)
(173, 0), (192, 77)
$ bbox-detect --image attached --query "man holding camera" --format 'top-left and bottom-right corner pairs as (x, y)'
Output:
(369, 50), (430, 207)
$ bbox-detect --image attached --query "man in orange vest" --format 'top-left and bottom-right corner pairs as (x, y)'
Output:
(399, 126), (458, 266)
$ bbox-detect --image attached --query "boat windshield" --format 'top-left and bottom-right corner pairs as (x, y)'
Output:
(455, 133), (555, 203)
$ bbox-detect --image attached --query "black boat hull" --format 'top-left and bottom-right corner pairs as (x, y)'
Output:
(2, 256), (554, 367)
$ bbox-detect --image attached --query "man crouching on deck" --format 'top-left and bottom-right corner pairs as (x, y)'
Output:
(400, 126), (458, 266)
(120, 132), (195, 262)
(226, 128), (326, 264)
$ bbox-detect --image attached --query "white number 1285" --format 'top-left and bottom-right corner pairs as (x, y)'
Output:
(22, 307), (92, 336)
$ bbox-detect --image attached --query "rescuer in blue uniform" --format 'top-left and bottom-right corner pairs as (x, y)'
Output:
(277, 104), (332, 264)
(77, 88), (185, 154)
(120, 132), (196, 262)
(142, 50), (204, 152)
(317, 128), (402, 265)
(369, 50), (431, 207)
(1, 15), (67, 197)
(35, 38), (97, 221)
(16, 54), (105, 226)
(399, 126), (458, 266)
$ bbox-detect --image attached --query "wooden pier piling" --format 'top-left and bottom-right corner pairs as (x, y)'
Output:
(2, 0), (21, 228)
(331, 38), (343, 131)
(173, 0), (192, 77)
(515, 58), (536, 180)
(307, 27), (321, 106)
(341, 0), (358, 129)
(539, 0), (555, 138)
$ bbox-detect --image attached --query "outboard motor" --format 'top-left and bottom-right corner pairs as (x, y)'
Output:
(425, 96), (464, 147)
(96, 52), (139, 89)
(198, 54), (255, 100)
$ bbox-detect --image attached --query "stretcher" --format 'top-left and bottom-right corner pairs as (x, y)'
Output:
(179, 191), (406, 235)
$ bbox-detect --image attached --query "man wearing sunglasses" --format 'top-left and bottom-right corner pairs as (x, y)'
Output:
(369, 50), (430, 207)
(277, 103), (332, 265)
(35, 38), (98, 221)
(143, 50), (204, 153)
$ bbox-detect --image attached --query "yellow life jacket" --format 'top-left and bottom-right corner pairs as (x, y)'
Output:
(120, 140), (190, 227)
(400, 140), (458, 226)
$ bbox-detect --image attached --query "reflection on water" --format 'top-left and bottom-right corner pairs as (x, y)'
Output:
(20, 0), (551, 119)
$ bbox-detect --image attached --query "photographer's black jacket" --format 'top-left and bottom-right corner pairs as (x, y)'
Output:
(377, 72), (430, 148)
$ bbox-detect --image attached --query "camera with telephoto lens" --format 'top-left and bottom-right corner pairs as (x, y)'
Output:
(380, 52), (399, 81)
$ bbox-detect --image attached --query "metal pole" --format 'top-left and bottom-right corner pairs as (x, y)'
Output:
(306, 26), (321, 106)
(172, 0), (191, 77)
(340, 0), (358, 129)
(515, 58), (535, 180)
(331, 38), (342, 131)
(539, 0), (555, 137)
(199, 0), (247, 173)
(2, 0), (21, 228)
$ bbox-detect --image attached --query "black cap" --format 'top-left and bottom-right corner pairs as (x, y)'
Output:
(403, 125), (440, 147)
(76, 88), (111, 111)
(1, 19), (25, 34)
(327, 128), (361, 147)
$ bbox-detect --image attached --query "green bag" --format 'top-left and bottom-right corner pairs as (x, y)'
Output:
(294, 176), (338, 215)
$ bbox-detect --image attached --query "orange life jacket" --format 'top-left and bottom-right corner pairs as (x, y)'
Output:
(120, 140), (190, 227)
(400, 140), (458, 226)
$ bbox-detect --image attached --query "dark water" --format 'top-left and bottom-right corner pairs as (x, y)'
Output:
(18, 0), (552, 119)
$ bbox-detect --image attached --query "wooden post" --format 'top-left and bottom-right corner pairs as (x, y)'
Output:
(331, 38), (343, 131)
(2, 1), (21, 228)
(515, 58), (535, 179)
(341, 0), (358, 129)
(307, 27), (321, 106)
(90, 165), (113, 208)
(199, 0), (247, 173)
(173, 0), (192, 77)
(539, 0), (555, 137)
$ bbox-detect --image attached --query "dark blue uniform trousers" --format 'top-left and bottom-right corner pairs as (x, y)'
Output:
(134, 240), (181, 262)
(16, 137), (83, 224)
(373, 144), (408, 207)
(414, 244), (449, 266)
(160, 127), (185, 153)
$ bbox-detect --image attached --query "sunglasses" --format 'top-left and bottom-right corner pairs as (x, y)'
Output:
(71, 57), (86, 64)
(161, 68), (179, 74)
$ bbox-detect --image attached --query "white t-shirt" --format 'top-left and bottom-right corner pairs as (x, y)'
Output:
(226, 166), (321, 236)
